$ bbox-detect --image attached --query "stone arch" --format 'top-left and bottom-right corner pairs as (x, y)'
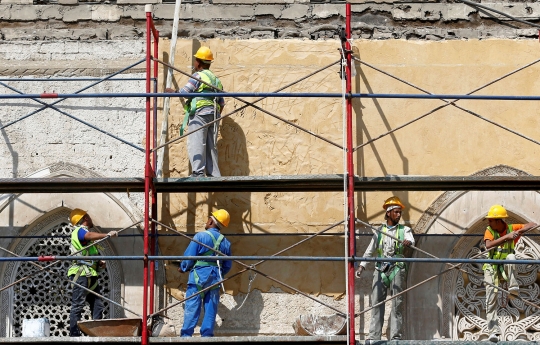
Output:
(406, 165), (540, 340)
(0, 162), (165, 337)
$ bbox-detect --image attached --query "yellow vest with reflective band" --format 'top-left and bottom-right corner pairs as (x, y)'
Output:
(483, 224), (515, 272)
(67, 227), (100, 277)
(192, 70), (223, 112)
(377, 224), (405, 258)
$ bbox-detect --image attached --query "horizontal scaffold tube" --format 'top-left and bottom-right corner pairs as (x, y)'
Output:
(2, 92), (540, 101)
(1, 255), (540, 265)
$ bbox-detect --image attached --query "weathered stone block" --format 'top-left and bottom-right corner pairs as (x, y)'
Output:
(1, 0), (32, 4)
(122, 5), (146, 20)
(109, 27), (141, 39)
(91, 5), (122, 21)
(154, 4), (194, 20)
(478, 3), (540, 20)
(0, 5), (11, 20)
(312, 4), (344, 18)
(281, 4), (309, 20)
(213, 0), (293, 3)
(442, 3), (476, 21)
(9, 5), (39, 21)
(192, 4), (253, 21)
(391, 3), (441, 21)
(63, 5), (92, 22)
(40, 5), (63, 20)
(117, 0), (157, 4)
(254, 4), (283, 18)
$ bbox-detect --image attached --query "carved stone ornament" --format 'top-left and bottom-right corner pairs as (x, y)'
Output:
(446, 234), (540, 341)
(0, 209), (123, 337)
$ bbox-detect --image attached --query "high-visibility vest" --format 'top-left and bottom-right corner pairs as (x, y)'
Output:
(483, 224), (515, 276)
(377, 225), (406, 287)
(187, 70), (223, 114)
(376, 224), (405, 258)
(67, 227), (100, 277)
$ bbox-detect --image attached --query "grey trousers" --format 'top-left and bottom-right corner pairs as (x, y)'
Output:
(484, 254), (518, 335)
(368, 266), (406, 340)
(187, 111), (221, 177)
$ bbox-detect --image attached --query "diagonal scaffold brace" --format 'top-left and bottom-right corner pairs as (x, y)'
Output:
(0, 245), (142, 318)
(354, 218), (540, 317)
(0, 220), (142, 294)
(149, 218), (346, 318)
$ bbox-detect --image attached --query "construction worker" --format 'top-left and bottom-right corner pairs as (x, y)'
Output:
(482, 204), (536, 343)
(165, 46), (225, 177)
(67, 208), (118, 337)
(355, 196), (414, 342)
(178, 209), (232, 337)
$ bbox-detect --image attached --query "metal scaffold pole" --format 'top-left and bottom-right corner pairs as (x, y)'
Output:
(143, 4), (156, 344)
(345, 3), (356, 344)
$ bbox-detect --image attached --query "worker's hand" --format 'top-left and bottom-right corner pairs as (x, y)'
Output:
(355, 266), (364, 279)
(177, 267), (184, 273)
(99, 260), (106, 268)
(108, 231), (118, 237)
(402, 240), (412, 247)
(165, 88), (176, 93)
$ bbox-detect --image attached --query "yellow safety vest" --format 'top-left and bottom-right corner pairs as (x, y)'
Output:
(67, 227), (100, 278)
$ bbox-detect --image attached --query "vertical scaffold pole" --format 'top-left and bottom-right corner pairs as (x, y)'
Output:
(143, 4), (153, 344)
(345, 3), (356, 344)
(149, 24), (159, 317)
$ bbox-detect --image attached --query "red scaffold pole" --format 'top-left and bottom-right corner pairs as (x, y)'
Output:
(345, 3), (356, 344)
(149, 24), (160, 318)
(142, 4), (154, 344)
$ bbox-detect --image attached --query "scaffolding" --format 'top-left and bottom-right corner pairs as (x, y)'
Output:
(1, 2), (540, 345)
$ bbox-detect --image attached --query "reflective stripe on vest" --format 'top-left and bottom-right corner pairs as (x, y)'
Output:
(192, 70), (223, 112)
(67, 226), (99, 277)
(376, 224), (405, 258)
(483, 224), (515, 284)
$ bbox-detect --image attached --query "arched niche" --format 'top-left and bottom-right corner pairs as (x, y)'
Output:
(0, 162), (164, 337)
(407, 165), (540, 340)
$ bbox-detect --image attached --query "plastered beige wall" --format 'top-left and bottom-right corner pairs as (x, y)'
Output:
(157, 39), (540, 299)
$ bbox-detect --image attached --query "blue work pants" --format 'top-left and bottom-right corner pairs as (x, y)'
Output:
(181, 283), (220, 337)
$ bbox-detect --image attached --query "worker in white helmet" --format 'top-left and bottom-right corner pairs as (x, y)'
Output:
(178, 209), (232, 337)
(355, 196), (414, 343)
(166, 46), (225, 177)
(482, 204), (536, 343)
(67, 208), (117, 337)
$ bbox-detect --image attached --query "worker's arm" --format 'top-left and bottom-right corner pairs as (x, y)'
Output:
(164, 87), (177, 93)
(355, 234), (377, 278)
(83, 231), (117, 242)
(485, 223), (538, 249)
(179, 233), (203, 273)
(402, 226), (415, 247)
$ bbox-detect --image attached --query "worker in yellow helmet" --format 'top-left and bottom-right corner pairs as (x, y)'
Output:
(67, 208), (118, 337)
(355, 196), (414, 343)
(482, 205), (536, 343)
(165, 46), (225, 177)
(178, 209), (232, 337)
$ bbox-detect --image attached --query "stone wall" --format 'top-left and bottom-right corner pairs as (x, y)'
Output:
(0, 1), (539, 41)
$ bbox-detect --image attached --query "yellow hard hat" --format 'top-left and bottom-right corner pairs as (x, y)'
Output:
(69, 208), (87, 226)
(382, 196), (405, 210)
(194, 46), (214, 63)
(211, 209), (230, 228)
(485, 205), (508, 219)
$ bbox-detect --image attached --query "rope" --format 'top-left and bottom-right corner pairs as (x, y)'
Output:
(354, 219), (540, 317)
(149, 218), (345, 318)
(353, 56), (540, 151)
(0, 245), (141, 318)
(0, 220), (142, 293)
